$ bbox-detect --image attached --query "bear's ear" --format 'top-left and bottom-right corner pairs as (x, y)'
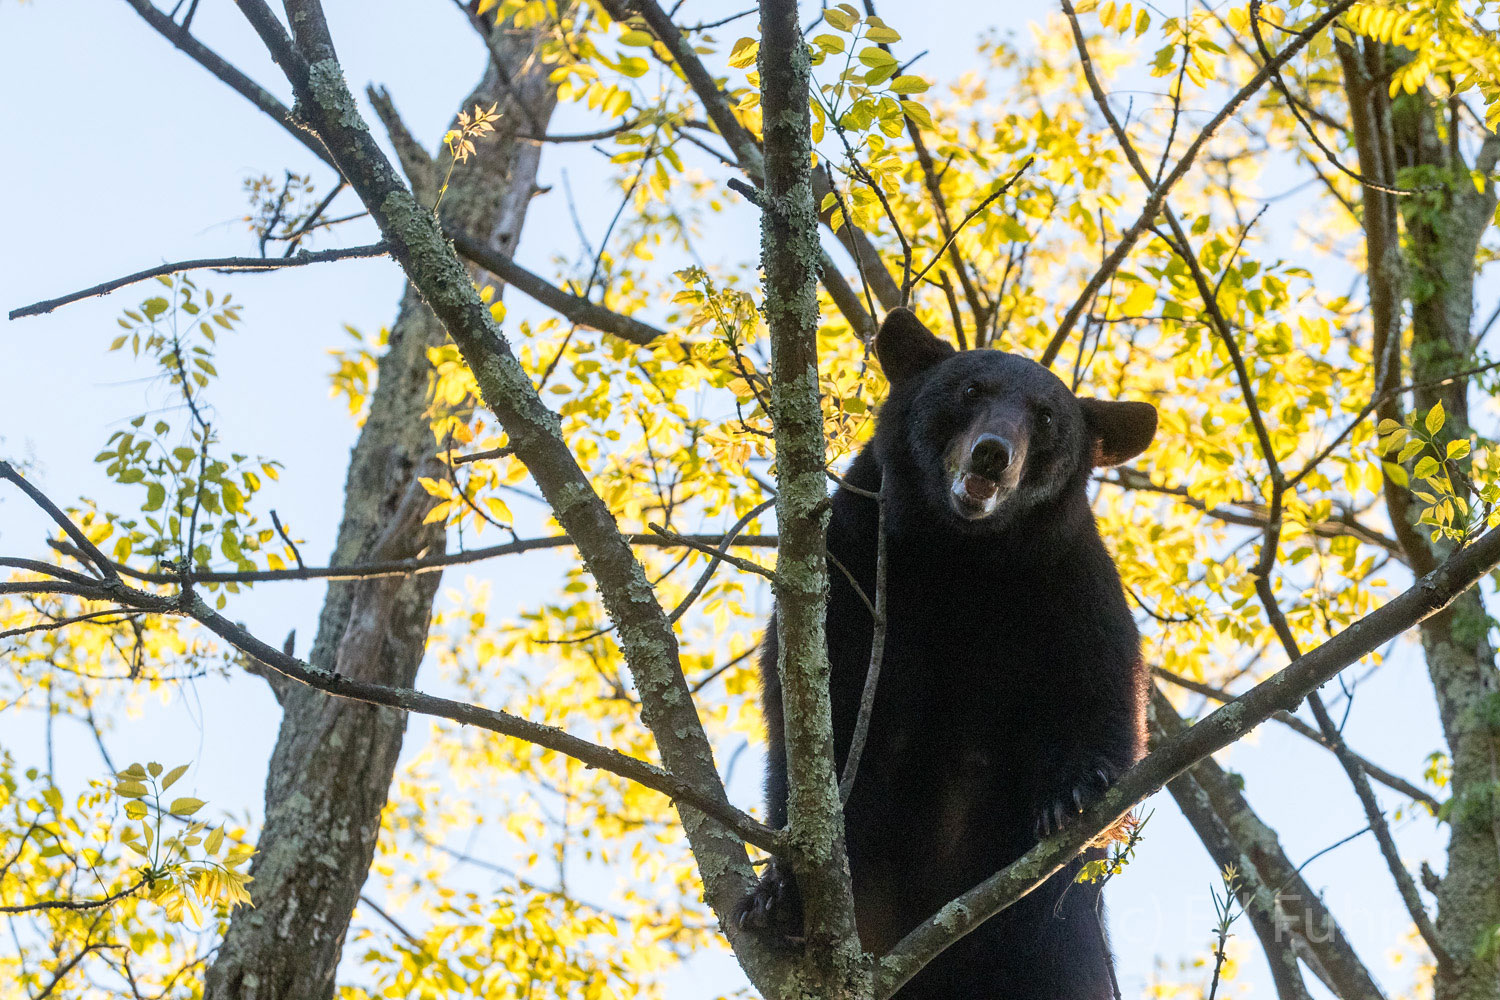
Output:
(876, 308), (955, 386)
(1079, 399), (1157, 467)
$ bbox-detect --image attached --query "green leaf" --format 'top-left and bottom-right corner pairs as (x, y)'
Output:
(812, 33), (845, 53)
(1383, 461), (1409, 487)
(168, 797), (205, 817)
(1446, 439), (1471, 461)
(161, 763), (190, 791)
(888, 74), (929, 94)
(115, 780), (149, 799)
(1414, 456), (1440, 480)
(865, 25), (901, 43)
(143, 482), (166, 512)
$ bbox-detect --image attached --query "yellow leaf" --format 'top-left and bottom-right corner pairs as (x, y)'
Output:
(900, 100), (934, 130)
(727, 37), (759, 69)
(823, 6), (857, 31)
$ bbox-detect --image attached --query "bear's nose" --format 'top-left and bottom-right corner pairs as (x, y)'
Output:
(969, 434), (1013, 479)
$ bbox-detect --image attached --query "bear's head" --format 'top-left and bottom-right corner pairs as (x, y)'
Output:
(873, 308), (1156, 534)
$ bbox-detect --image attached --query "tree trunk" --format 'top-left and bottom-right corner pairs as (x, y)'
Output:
(1392, 83), (1500, 1000)
(202, 15), (560, 999)
(758, 0), (866, 996)
(1340, 37), (1500, 1000)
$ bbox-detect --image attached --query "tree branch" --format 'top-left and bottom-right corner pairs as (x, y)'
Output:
(602, 0), (885, 337)
(0, 462), (120, 582)
(40, 532), (776, 586)
(9, 244), (389, 320)
(2, 455), (780, 851)
(366, 84), (438, 205)
(447, 232), (668, 345)
(1153, 667), (1440, 812)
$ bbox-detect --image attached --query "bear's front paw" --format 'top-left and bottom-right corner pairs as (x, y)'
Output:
(1034, 765), (1118, 839)
(733, 859), (804, 945)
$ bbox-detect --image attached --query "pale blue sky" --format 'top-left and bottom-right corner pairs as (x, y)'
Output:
(0, 2), (1463, 997)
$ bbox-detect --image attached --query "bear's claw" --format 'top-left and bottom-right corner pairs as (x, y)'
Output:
(733, 860), (804, 944)
(1034, 766), (1116, 838)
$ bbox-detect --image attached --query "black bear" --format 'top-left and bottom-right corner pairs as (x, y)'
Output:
(741, 308), (1154, 999)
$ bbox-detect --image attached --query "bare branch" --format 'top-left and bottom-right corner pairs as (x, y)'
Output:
(9, 244), (389, 320)
(33, 531), (777, 587)
(666, 497), (777, 623)
(448, 232), (668, 345)
(1153, 667), (1440, 811)
(231, 0), (771, 954)
(0, 879), (147, 915)
(757, 0), (861, 957)
(648, 524), (776, 582)
(2, 462), (780, 850)
(838, 483), (885, 802)
(0, 463), (120, 582)
(1248, 0), (1427, 197)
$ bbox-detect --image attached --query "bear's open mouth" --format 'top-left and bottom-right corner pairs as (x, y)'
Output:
(961, 473), (998, 502)
(950, 472), (1002, 518)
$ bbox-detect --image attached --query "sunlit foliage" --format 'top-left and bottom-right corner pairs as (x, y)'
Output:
(5, 0), (1500, 996)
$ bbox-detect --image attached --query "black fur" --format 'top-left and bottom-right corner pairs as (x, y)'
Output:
(741, 309), (1153, 999)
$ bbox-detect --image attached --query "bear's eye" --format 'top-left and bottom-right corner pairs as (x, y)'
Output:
(963, 383), (981, 399)
(1037, 409), (1054, 428)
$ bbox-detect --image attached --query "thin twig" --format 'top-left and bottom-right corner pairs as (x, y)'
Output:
(647, 524), (776, 582)
(1248, 0), (1426, 197)
(667, 497), (777, 624)
(269, 510), (305, 571)
(839, 481), (886, 802)
(906, 158), (1033, 291)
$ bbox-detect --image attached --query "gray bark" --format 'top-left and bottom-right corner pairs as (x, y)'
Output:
(758, 0), (866, 995)
(202, 15), (560, 999)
